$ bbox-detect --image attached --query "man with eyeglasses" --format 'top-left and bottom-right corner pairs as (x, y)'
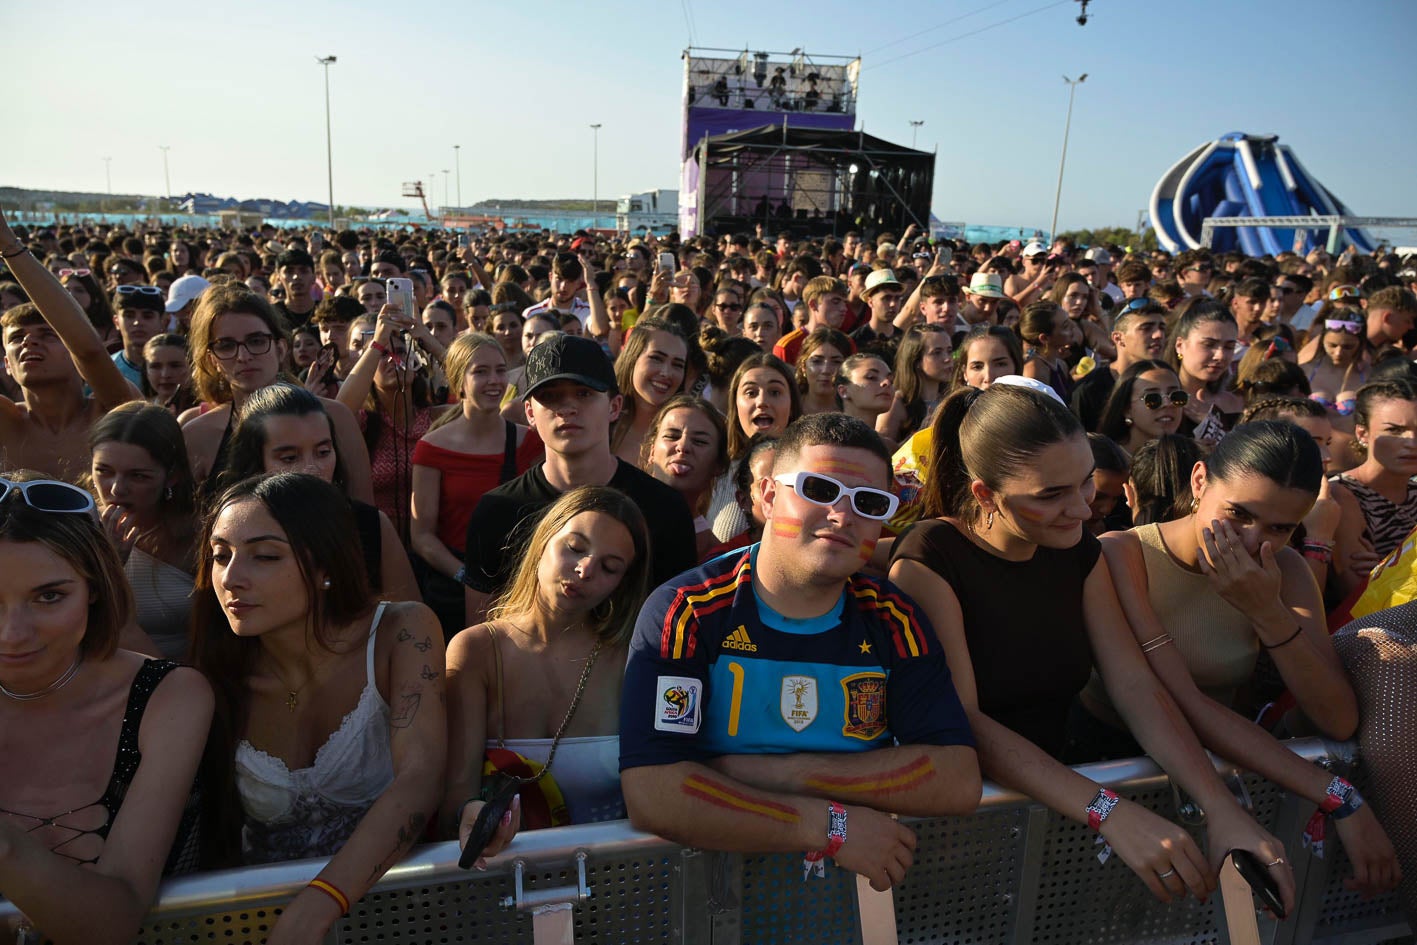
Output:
(620, 412), (980, 893)
(1268, 273), (1316, 334)
(1070, 299), (1170, 432)
(0, 209), (140, 482)
(107, 257), (147, 290)
(1004, 242), (1056, 306)
(1174, 250), (1215, 298)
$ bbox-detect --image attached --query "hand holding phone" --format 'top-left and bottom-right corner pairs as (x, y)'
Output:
(657, 252), (676, 274)
(1229, 849), (1286, 918)
(459, 778), (522, 869)
(386, 277), (417, 319)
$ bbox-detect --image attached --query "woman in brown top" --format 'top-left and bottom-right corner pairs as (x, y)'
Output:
(1095, 420), (1399, 897)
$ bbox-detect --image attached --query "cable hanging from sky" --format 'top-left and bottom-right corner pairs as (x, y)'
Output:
(865, 0), (1069, 72)
(863, 0), (1014, 56)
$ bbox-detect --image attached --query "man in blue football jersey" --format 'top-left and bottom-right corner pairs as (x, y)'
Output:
(620, 413), (980, 891)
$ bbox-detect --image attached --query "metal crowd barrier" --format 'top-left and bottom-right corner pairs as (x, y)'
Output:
(2, 739), (1409, 944)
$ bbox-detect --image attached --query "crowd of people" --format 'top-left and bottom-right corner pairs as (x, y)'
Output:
(2, 204), (1416, 942)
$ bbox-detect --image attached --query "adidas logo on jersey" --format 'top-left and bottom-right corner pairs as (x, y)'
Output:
(722, 626), (758, 652)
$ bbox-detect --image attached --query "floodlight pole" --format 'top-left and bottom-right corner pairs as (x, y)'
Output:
(454, 145), (462, 210)
(317, 55), (338, 229)
(589, 124), (602, 230)
(909, 120), (923, 149)
(1050, 73), (1087, 241)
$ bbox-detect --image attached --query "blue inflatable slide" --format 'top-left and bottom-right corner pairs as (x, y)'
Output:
(1149, 132), (1374, 256)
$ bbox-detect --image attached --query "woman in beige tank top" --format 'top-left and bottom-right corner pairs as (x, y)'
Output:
(1098, 421), (1400, 897)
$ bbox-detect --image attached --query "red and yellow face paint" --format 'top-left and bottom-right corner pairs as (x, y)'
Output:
(769, 515), (804, 539)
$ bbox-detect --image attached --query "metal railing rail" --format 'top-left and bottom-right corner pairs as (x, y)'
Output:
(1, 739), (1408, 945)
(1198, 215), (1417, 254)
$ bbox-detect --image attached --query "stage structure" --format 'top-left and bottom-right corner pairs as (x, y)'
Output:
(681, 47), (931, 236)
(685, 125), (933, 238)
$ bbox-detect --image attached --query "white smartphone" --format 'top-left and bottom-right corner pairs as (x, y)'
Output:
(657, 252), (676, 274)
(386, 277), (416, 317)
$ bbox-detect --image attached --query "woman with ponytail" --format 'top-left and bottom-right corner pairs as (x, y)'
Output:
(889, 377), (1295, 907)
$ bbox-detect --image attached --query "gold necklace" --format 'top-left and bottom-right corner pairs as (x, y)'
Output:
(265, 662), (315, 712)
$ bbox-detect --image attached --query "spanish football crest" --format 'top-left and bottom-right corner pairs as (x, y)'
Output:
(779, 676), (818, 732)
(840, 672), (887, 741)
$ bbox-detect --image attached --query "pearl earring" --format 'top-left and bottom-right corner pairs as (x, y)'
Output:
(322, 578), (332, 589)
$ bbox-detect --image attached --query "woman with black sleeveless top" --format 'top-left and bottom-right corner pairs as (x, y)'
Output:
(0, 473), (211, 944)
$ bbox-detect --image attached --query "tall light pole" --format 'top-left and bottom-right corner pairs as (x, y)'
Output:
(159, 146), (171, 202)
(1049, 73), (1087, 242)
(317, 55), (338, 229)
(453, 145), (462, 211)
(103, 156), (112, 195)
(442, 170), (450, 213)
(589, 123), (602, 230)
(909, 120), (924, 149)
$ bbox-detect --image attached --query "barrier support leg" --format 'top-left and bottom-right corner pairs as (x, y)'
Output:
(671, 848), (728, 945)
(1006, 805), (1051, 945)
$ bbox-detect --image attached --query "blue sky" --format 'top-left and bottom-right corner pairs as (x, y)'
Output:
(3, 0), (1414, 232)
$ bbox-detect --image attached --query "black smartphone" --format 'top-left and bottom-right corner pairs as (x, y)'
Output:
(458, 778), (520, 869)
(1230, 849), (1286, 918)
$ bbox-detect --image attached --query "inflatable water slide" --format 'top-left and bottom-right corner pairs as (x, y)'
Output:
(1150, 132), (1374, 256)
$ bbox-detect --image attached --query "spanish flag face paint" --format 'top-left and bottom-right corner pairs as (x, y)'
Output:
(770, 515), (804, 539)
(858, 537), (878, 562)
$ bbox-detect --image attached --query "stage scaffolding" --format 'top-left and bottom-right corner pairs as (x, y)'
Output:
(686, 123), (934, 238)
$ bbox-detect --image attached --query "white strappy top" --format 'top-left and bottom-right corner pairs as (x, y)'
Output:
(126, 547), (195, 662)
(235, 602), (394, 864)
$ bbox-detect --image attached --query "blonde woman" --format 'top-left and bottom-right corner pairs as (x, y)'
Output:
(442, 487), (651, 862)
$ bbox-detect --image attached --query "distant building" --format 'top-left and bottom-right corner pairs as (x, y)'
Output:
(616, 190), (679, 233)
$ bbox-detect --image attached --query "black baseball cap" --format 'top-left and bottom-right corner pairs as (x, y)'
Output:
(523, 334), (617, 400)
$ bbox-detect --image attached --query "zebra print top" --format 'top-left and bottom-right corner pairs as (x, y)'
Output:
(1333, 473), (1417, 560)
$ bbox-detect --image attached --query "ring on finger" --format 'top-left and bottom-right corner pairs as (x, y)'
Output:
(1157, 868), (1176, 879)
(1266, 858), (1285, 868)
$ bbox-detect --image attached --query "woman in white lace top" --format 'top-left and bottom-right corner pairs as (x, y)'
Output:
(191, 473), (445, 945)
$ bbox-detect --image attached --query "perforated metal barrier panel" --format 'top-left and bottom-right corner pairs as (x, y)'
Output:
(1, 741), (1409, 945)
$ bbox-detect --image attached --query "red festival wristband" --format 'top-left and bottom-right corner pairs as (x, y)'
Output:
(802, 802), (847, 880)
(1086, 788), (1120, 831)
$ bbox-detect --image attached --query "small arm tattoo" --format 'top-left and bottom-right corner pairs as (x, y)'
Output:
(368, 811), (429, 882)
(391, 692), (421, 729)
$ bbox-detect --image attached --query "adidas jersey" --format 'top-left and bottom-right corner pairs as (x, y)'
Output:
(620, 546), (974, 770)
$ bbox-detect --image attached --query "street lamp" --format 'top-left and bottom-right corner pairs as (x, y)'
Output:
(1049, 73), (1087, 243)
(159, 146), (171, 202)
(317, 55), (338, 229)
(453, 145), (462, 211)
(909, 120), (923, 149)
(589, 123), (602, 231)
(442, 170), (450, 213)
